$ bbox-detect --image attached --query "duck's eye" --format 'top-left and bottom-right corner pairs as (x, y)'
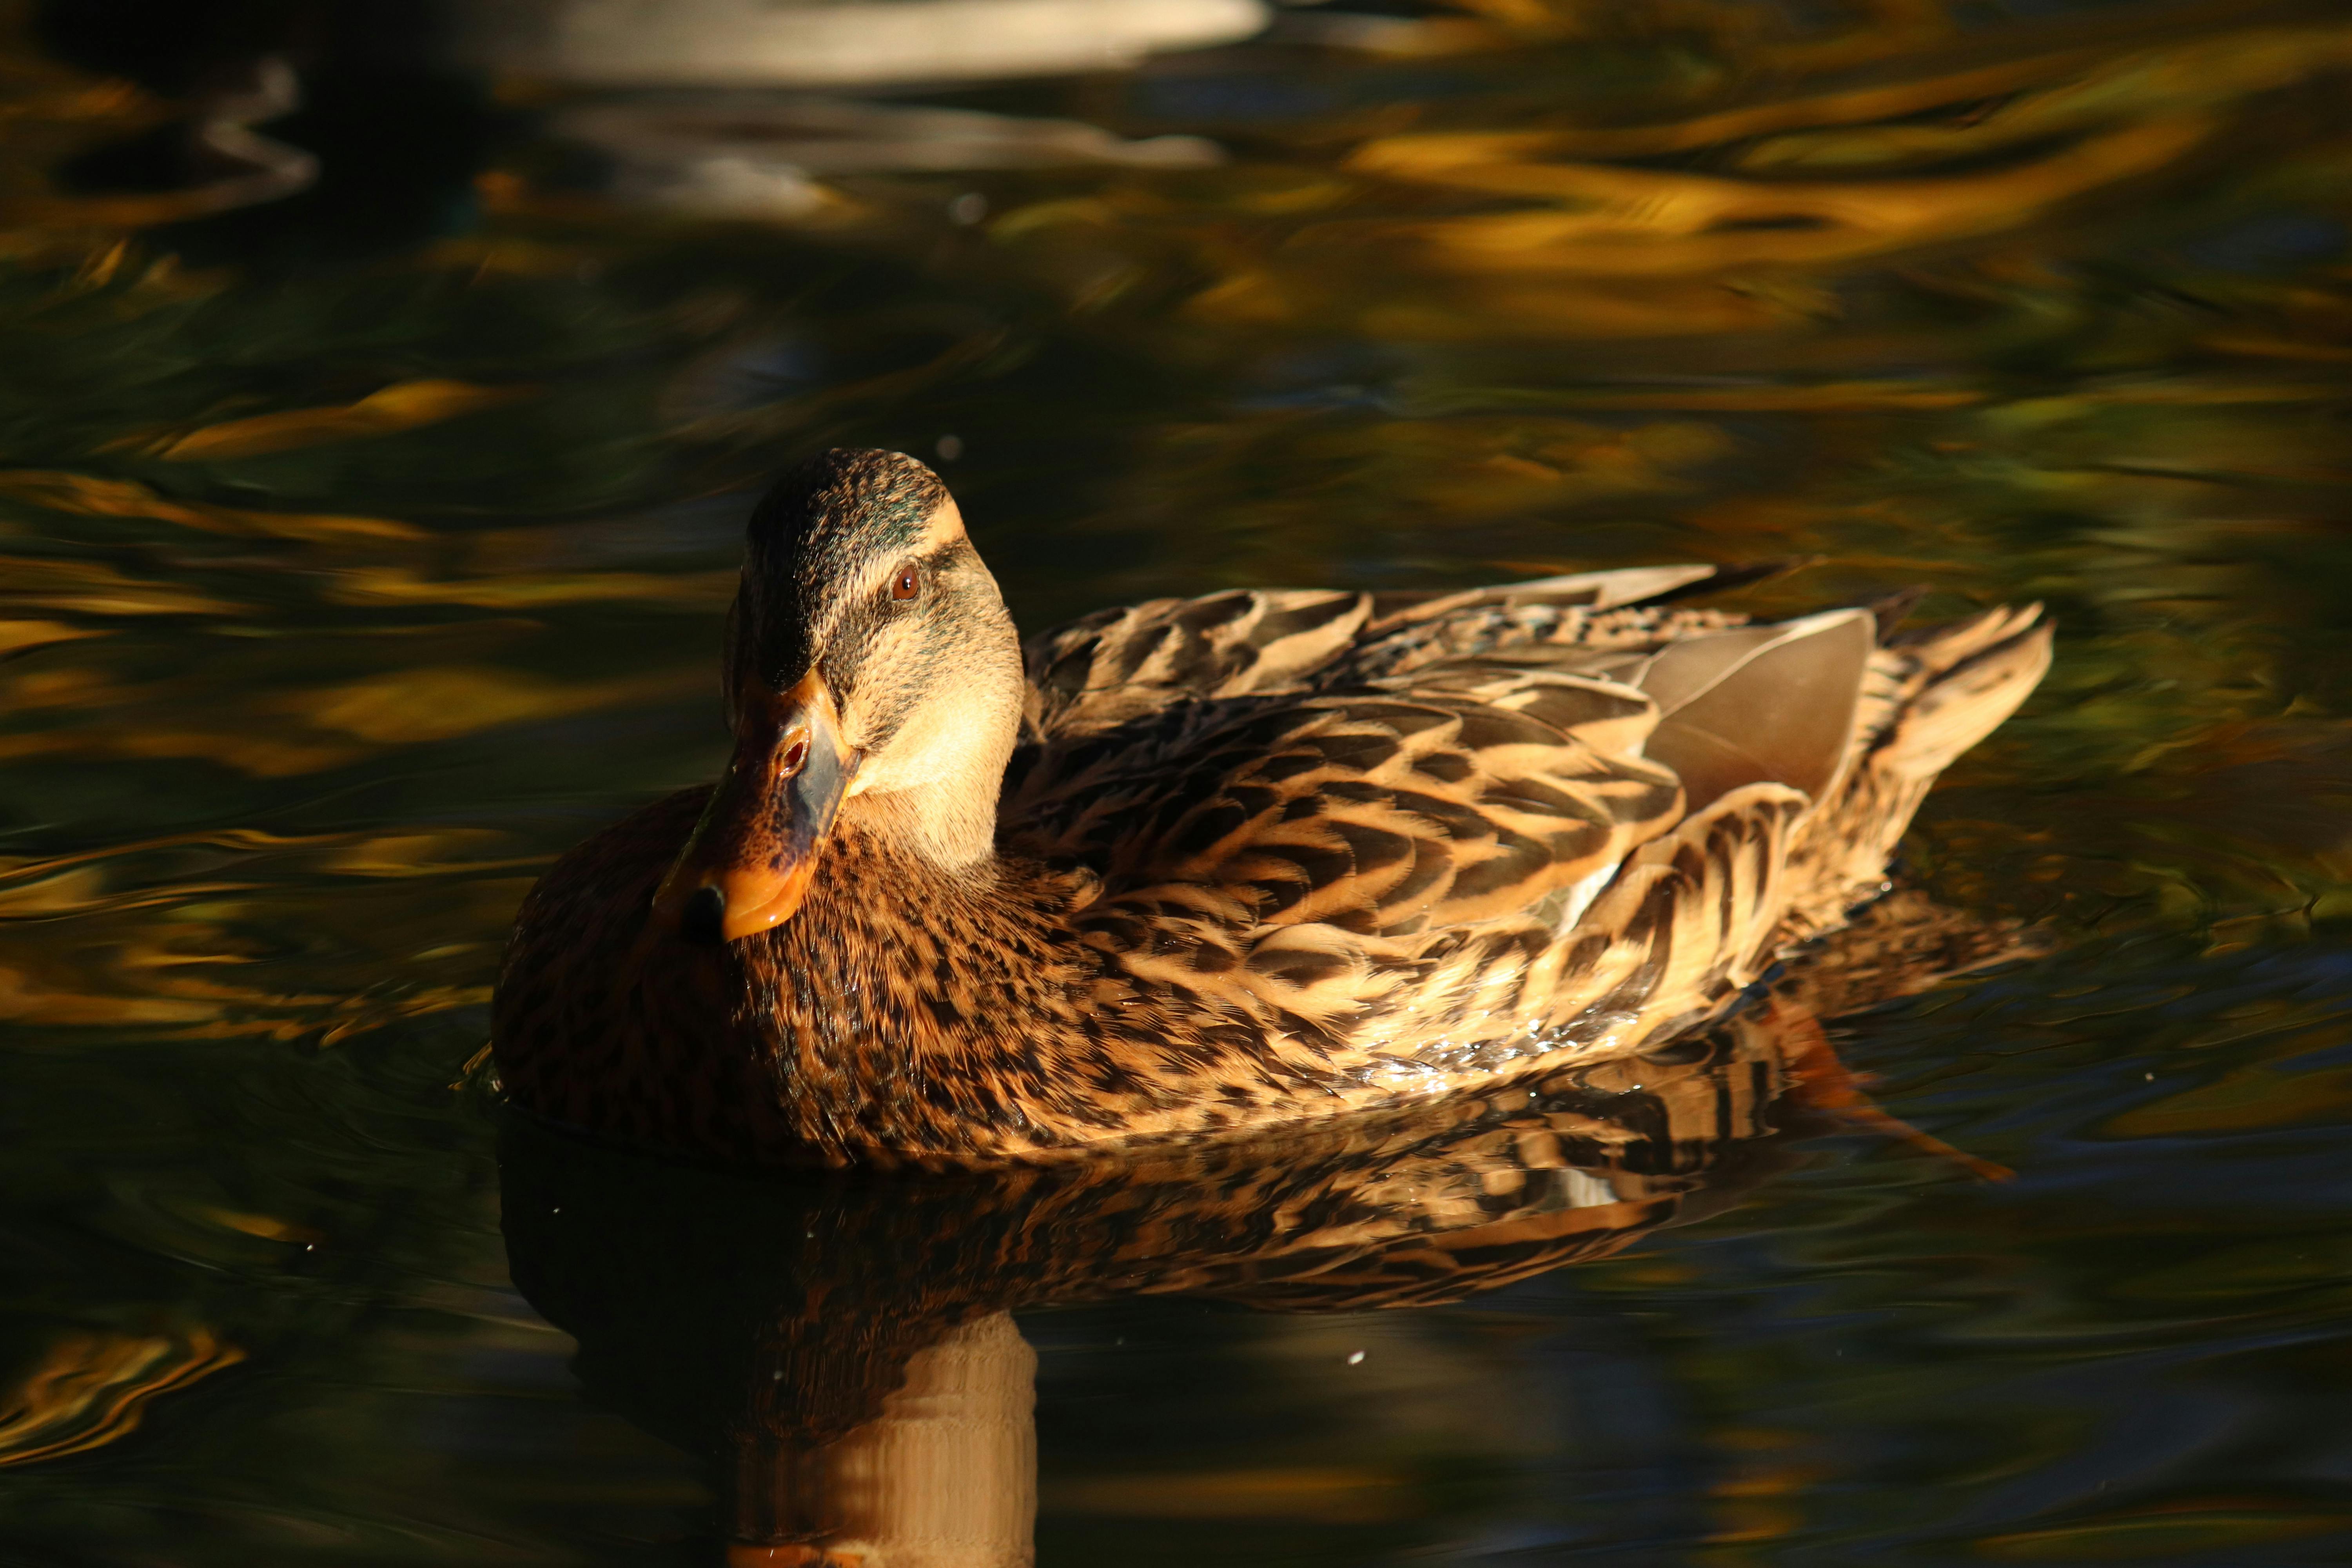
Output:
(890, 567), (921, 602)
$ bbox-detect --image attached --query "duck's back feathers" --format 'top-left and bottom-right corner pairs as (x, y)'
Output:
(1020, 587), (1371, 740)
(1002, 563), (1771, 864)
(1015, 562), (1781, 743)
(1000, 573), (2049, 1099)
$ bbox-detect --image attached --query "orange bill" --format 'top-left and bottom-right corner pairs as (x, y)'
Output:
(653, 670), (855, 943)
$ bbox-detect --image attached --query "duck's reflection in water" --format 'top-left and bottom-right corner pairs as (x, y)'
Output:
(725, 1312), (1037, 1567)
(505, 1026), (1810, 1564)
(502, 900), (2016, 1565)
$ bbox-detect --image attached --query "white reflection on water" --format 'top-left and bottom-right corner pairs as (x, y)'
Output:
(453, 0), (1269, 87)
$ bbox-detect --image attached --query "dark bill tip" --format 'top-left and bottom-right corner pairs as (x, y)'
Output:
(679, 885), (726, 947)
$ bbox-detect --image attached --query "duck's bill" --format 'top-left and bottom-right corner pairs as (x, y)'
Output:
(653, 669), (855, 944)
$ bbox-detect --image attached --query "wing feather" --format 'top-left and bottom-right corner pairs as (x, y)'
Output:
(1009, 665), (1688, 1054)
(1058, 677), (1682, 935)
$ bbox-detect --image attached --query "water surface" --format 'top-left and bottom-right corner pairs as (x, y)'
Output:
(5, 0), (2352, 1562)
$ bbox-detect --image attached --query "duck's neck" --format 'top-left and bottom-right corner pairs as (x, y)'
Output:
(835, 634), (1023, 872)
(839, 781), (1000, 876)
(753, 814), (1081, 1161)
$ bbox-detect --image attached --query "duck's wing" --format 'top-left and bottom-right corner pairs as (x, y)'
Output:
(1005, 601), (1880, 936)
(1004, 607), (1932, 1076)
(1003, 660), (1686, 943)
(1008, 577), (2042, 1095)
(1004, 567), (1765, 855)
(995, 664), (1699, 1082)
(1016, 563), (1772, 744)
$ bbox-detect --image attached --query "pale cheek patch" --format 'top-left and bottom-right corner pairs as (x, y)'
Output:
(840, 617), (944, 776)
(850, 646), (1017, 804)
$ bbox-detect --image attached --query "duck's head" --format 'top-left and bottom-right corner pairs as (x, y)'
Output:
(653, 449), (1025, 945)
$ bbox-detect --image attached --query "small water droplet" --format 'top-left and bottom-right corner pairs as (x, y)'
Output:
(949, 192), (988, 225)
(1345, 1350), (1366, 1365)
(935, 433), (964, 461)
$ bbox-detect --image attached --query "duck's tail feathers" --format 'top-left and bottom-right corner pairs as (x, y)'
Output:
(1775, 603), (2052, 943)
(1875, 603), (2053, 777)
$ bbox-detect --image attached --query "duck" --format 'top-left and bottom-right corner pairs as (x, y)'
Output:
(492, 447), (2051, 1168)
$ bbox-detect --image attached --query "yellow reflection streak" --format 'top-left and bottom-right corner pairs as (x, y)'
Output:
(1329, 115), (2217, 278)
(321, 565), (738, 609)
(0, 1330), (244, 1467)
(0, 661), (699, 778)
(0, 554), (243, 616)
(1043, 1466), (1416, 1523)
(283, 664), (696, 747)
(0, 824), (532, 1040)
(0, 470), (425, 543)
(0, 619), (102, 657)
(134, 379), (539, 463)
(1143, 11), (2352, 338)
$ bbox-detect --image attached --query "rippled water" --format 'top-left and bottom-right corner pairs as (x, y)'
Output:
(5, 0), (2352, 1562)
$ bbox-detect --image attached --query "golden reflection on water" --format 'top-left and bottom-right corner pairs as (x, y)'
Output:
(0, 1326), (243, 1468)
(985, 7), (2352, 340)
(129, 377), (538, 463)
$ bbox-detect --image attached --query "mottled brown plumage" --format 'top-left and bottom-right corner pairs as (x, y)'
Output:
(492, 448), (2051, 1166)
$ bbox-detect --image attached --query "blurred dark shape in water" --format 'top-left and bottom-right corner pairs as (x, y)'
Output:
(28, 0), (1265, 260)
(36, 0), (503, 261)
(33, 0), (307, 97)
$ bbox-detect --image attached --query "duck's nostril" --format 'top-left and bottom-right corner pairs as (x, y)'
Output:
(680, 885), (726, 945)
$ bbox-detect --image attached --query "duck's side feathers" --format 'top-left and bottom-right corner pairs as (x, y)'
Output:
(1542, 783), (1813, 1035)
(1328, 780), (1811, 1082)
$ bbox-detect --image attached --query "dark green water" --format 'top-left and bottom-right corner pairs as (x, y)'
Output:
(6, 0), (2352, 1561)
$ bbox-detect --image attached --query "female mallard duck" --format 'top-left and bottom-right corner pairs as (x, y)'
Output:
(493, 448), (2050, 1167)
